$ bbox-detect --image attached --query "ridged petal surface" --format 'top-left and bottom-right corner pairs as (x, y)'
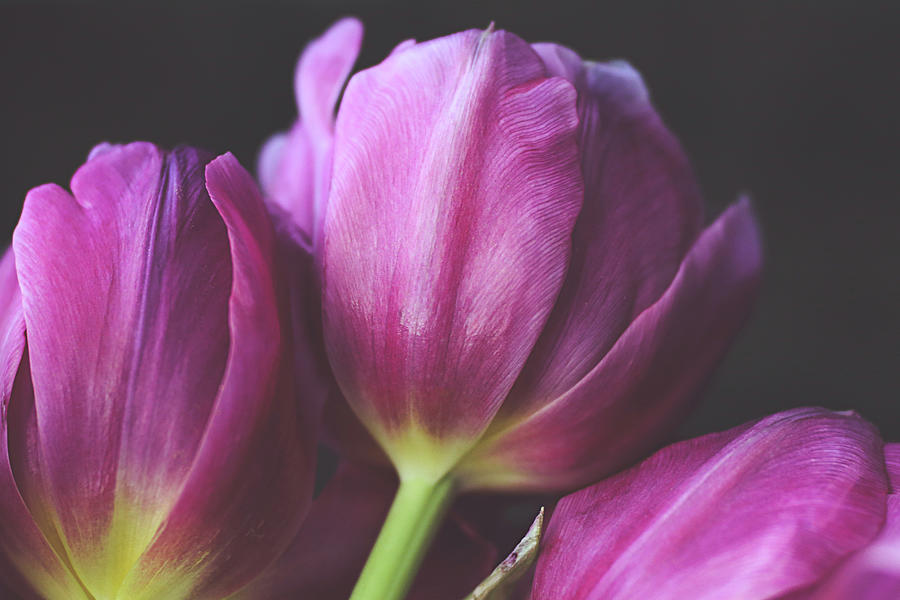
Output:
(322, 28), (582, 476)
(115, 154), (312, 600)
(532, 408), (888, 600)
(12, 143), (231, 597)
(786, 444), (900, 599)
(460, 199), (761, 490)
(0, 250), (89, 599)
(505, 46), (703, 414)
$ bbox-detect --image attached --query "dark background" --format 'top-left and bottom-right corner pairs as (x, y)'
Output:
(1, 1), (898, 440)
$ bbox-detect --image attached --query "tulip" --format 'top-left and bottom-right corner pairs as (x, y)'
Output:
(0, 143), (314, 600)
(260, 20), (763, 600)
(530, 408), (896, 600)
(320, 25), (762, 493)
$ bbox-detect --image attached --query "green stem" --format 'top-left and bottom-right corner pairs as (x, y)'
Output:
(349, 474), (456, 600)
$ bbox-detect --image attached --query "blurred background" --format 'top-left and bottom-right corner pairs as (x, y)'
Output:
(1, 1), (897, 441)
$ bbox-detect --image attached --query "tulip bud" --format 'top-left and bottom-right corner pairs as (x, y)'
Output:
(314, 25), (763, 492)
(0, 143), (314, 600)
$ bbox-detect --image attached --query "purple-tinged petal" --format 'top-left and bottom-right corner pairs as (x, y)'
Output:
(0, 250), (88, 599)
(12, 143), (232, 597)
(322, 28), (582, 476)
(887, 443), (899, 522)
(505, 46), (703, 413)
(259, 108), (318, 239)
(267, 204), (330, 443)
(4, 355), (92, 600)
(389, 38), (417, 56)
(0, 249), (22, 393)
(115, 154), (312, 600)
(295, 17), (363, 144)
(785, 444), (900, 600)
(321, 385), (390, 465)
(260, 18), (364, 440)
(531, 408), (889, 600)
(229, 462), (395, 600)
(232, 463), (495, 600)
(459, 198), (761, 491)
(261, 18), (362, 245)
(86, 141), (117, 161)
(409, 510), (497, 600)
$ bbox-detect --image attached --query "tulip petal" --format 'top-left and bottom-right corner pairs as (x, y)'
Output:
(267, 204), (331, 443)
(115, 153), (312, 600)
(259, 112), (318, 237)
(460, 198), (761, 490)
(0, 251), (88, 599)
(507, 46), (703, 412)
(260, 18), (362, 244)
(322, 28), (582, 477)
(295, 17), (363, 144)
(786, 444), (900, 600)
(884, 443), (899, 527)
(12, 143), (233, 597)
(0, 250), (23, 400)
(531, 408), (889, 600)
(231, 463), (495, 600)
(389, 39), (417, 56)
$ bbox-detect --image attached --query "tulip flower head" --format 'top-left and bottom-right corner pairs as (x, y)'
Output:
(0, 143), (313, 600)
(285, 22), (764, 494)
(254, 20), (763, 600)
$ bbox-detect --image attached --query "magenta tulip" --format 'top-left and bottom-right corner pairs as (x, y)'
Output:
(299, 23), (763, 493)
(0, 143), (314, 600)
(531, 408), (895, 599)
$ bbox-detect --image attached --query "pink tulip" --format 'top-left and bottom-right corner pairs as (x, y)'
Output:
(289, 22), (764, 493)
(531, 408), (896, 599)
(0, 143), (314, 600)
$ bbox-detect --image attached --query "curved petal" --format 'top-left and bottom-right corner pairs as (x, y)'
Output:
(260, 18), (362, 245)
(786, 444), (900, 599)
(531, 408), (889, 600)
(0, 250), (88, 599)
(231, 463), (495, 600)
(295, 17), (363, 144)
(389, 38), (417, 56)
(321, 385), (390, 465)
(506, 47), (703, 414)
(322, 27), (582, 478)
(259, 114), (317, 238)
(115, 154), (313, 599)
(0, 249), (23, 398)
(460, 198), (762, 491)
(267, 204), (331, 443)
(12, 143), (232, 597)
